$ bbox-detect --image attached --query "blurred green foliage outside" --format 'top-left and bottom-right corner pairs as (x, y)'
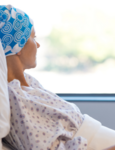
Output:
(44, 8), (115, 72)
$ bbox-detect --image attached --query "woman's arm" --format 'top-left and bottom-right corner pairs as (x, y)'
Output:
(104, 146), (115, 150)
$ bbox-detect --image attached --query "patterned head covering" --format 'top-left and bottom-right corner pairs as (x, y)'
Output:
(0, 5), (33, 56)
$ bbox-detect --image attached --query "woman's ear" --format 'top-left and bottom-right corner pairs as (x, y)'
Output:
(16, 51), (21, 56)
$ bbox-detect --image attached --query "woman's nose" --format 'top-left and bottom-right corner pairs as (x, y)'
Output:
(36, 42), (40, 48)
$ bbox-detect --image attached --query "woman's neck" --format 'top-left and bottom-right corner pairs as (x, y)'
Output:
(6, 55), (29, 87)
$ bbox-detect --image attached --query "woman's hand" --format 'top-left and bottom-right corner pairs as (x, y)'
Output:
(104, 146), (115, 150)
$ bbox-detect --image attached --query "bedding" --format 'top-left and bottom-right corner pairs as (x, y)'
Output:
(0, 41), (10, 150)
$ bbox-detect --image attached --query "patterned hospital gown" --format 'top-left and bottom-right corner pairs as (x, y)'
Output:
(5, 73), (87, 150)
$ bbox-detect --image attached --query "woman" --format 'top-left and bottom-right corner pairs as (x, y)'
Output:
(0, 5), (115, 150)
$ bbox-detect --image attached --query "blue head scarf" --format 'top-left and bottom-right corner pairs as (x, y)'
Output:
(0, 5), (33, 56)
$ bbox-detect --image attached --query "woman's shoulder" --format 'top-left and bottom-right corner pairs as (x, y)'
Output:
(24, 73), (58, 97)
(8, 73), (57, 97)
(24, 72), (44, 89)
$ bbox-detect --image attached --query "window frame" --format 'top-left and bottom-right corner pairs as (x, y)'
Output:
(57, 93), (115, 102)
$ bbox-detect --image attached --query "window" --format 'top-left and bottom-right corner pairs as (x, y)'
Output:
(3, 0), (115, 93)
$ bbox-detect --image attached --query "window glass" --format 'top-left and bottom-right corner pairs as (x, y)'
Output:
(2, 0), (115, 93)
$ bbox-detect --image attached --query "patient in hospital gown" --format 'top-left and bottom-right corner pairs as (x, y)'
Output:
(5, 73), (87, 150)
(0, 5), (87, 150)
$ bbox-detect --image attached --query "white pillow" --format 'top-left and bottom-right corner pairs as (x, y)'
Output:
(0, 41), (10, 150)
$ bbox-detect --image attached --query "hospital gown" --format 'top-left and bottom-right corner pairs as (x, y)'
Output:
(4, 73), (87, 150)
